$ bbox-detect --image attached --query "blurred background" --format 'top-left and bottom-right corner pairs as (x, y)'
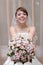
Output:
(0, 0), (43, 65)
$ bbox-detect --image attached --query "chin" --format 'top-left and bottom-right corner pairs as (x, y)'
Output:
(19, 22), (26, 24)
(19, 21), (26, 24)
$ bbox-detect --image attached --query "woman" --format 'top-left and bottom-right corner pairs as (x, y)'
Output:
(3, 7), (42, 65)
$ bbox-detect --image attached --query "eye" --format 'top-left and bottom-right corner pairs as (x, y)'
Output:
(23, 13), (26, 15)
(17, 13), (21, 16)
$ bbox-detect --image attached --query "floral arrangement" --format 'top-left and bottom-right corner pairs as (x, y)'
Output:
(7, 34), (35, 64)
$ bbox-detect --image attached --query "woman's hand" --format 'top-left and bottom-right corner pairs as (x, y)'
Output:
(29, 43), (35, 56)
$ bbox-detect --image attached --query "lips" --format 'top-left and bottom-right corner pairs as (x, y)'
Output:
(19, 18), (25, 21)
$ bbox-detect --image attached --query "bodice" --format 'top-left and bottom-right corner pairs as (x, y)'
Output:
(9, 32), (37, 46)
(12, 32), (29, 40)
(9, 32), (34, 49)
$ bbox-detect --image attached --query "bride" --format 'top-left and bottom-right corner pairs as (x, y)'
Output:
(3, 7), (42, 65)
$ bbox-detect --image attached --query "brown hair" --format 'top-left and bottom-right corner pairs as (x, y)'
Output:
(15, 7), (28, 17)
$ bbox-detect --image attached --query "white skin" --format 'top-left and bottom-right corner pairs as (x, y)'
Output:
(9, 10), (43, 64)
(10, 10), (35, 40)
(10, 10), (36, 51)
(16, 10), (28, 26)
(10, 10), (37, 61)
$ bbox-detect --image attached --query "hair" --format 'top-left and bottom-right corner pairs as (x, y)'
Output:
(15, 7), (28, 17)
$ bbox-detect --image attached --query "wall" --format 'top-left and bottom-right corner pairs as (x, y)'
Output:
(0, 0), (43, 65)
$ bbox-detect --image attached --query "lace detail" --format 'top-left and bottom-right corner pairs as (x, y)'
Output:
(11, 32), (29, 40)
(9, 32), (37, 44)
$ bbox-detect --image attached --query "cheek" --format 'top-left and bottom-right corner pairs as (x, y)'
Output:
(17, 17), (20, 21)
(16, 16), (28, 21)
(24, 15), (28, 18)
(15, 16), (19, 21)
(25, 16), (28, 20)
(16, 15), (20, 19)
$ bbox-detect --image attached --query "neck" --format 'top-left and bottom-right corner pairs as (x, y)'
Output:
(17, 23), (27, 29)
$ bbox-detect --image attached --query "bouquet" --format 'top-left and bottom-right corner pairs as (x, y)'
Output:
(7, 34), (35, 64)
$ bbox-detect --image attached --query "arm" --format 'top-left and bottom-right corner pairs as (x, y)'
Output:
(10, 26), (16, 40)
(28, 26), (36, 40)
(28, 26), (36, 53)
(10, 26), (15, 37)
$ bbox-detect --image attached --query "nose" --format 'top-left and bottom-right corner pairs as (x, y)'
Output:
(20, 14), (24, 17)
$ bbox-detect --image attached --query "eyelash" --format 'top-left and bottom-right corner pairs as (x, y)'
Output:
(23, 13), (26, 15)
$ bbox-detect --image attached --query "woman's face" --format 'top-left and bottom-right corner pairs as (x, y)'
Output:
(15, 10), (28, 24)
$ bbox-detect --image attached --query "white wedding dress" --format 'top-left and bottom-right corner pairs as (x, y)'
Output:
(3, 32), (42, 65)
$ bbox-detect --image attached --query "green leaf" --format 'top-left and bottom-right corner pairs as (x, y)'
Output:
(30, 59), (32, 63)
(7, 54), (10, 56)
(10, 52), (14, 56)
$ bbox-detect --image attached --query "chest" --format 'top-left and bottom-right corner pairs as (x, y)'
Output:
(15, 26), (30, 33)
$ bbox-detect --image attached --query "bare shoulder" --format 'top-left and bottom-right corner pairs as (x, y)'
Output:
(28, 26), (36, 36)
(27, 26), (36, 38)
(10, 26), (15, 31)
(29, 26), (35, 32)
(27, 26), (35, 32)
(10, 26), (16, 34)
